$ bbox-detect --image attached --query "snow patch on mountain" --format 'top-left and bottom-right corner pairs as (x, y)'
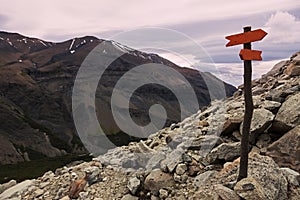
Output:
(69, 39), (75, 50)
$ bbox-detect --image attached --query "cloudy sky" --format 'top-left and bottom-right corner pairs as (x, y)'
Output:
(1, 0), (300, 85)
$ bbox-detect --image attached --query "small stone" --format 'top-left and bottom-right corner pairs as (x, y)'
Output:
(193, 170), (217, 188)
(182, 153), (192, 163)
(175, 164), (187, 175)
(173, 174), (181, 182)
(188, 164), (201, 176)
(221, 118), (242, 135)
(39, 182), (49, 189)
(144, 169), (175, 194)
(170, 123), (179, 130)
(60, 196), (70, 200)
(84, 166), (101, 185)
(70, 172), (78, 181)
(232, 131), (242, 141)
(150, 195), (160, 200)
(102, 177), (108, 182)
(34, 189), (44, 198)
(256, 134), (271, 149)
(223, 162), (232, 169)
(121, 194), (139, 200)
(181, 174), (188, 183)
(78, 191), (89, 199)
(215, 184), (240, 200)
(174, 174), (188, 183)
(127, 177), (141, 195)
(159, 189), (169, 199)
(199, 120), (209, 128)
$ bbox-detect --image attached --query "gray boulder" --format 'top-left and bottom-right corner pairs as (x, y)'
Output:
(127, 177), (141, 195)
(234, 177), (267, 199)
(285, 62), (300, 77)
(260, 100), (281, 113)
(0, 180), (34, 200)
(240, 108), (274, 143)
(144, 169), (175, 194)
(217, 153), (288, 200)
(280, 168), (300, 186)
(206, 142), (241, 163)
(0, 180), (17, 194)
(271, 92), (300, 133)
(121, 194), (139, 200)
(267, 125), (300, 172)
(193, 170), (217, 188)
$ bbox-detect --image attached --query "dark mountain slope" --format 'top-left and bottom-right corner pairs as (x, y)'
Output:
(0, 31), (236, 164)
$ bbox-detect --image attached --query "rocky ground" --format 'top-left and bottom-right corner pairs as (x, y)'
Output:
(0, 52), (300, 199)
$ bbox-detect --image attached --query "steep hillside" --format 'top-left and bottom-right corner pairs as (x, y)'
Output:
(0, 31), (236, 164)
(1, 52), (299, 200)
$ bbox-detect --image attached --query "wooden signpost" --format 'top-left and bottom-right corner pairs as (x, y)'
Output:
(225, 26), (267, 181)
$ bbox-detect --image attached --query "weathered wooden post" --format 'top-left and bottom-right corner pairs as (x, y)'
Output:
(225, 26), (267, 181)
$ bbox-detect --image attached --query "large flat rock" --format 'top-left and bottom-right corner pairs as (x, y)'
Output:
(0, 180), (34, 200)
(267, 125), (300, 172)
(271, 92), (300, 133)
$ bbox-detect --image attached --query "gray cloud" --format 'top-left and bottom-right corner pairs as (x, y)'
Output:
(1, 0), (300, 40)
(1, 1), (299, 86)
(0, 14), (9, 27)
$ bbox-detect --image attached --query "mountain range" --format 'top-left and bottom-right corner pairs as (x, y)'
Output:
(0, 31), (236, 165)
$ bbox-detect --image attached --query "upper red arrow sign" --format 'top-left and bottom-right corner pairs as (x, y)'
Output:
(225, 29), (267, 47)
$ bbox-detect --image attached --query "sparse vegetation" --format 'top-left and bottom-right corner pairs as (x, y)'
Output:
(0, 154), (92, 184)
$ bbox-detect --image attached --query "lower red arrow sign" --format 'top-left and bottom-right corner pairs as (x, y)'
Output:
(239, 49), (262, 61)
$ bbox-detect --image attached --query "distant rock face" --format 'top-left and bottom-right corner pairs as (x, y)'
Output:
(0, 31), (236, 164)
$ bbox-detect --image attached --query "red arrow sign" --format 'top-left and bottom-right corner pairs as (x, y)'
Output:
(225, 29), (267, 47)
(239, 49), (262, 61)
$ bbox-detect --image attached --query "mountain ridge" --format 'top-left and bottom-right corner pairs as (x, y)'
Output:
(0, 31), (236, 165)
